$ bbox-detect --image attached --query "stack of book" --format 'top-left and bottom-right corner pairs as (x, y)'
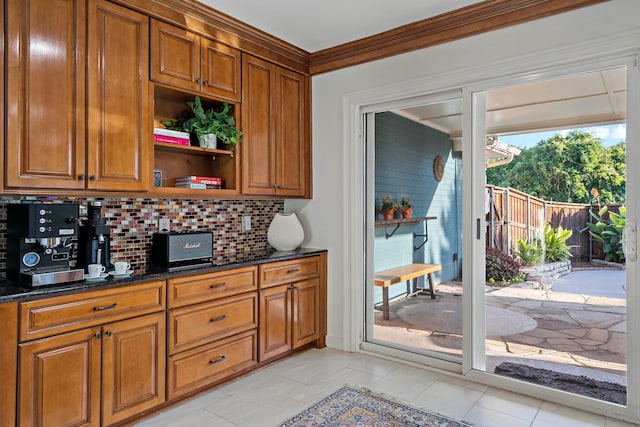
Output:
(153, 128), (190, 146)
(174, 176), (222, 189)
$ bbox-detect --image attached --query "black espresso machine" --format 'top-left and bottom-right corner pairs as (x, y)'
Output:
(7, 203), (84, 287)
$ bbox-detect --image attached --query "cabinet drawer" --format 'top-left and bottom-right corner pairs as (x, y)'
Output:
(20, 281), (166, 341)
(260, 256), (320, 288)
(168, 293), (257, 354)
(168, 266), (257, 308)
(167, 330), (257, 400)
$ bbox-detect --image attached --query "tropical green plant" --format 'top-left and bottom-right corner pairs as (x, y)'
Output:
(515, 238), (542, 266)
(543, 222), (574, 262)
(587, 205), (626, 263)
(163, 96), (242, 150)
(486, 248), (524, 285)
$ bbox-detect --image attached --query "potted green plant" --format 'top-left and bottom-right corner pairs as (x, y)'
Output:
(380, 196), (397, 220)
(162, 96), (242, 151)
(400, 196), (413, 218)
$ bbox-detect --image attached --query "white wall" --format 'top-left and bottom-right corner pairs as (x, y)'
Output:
(288, 0), (640, 350)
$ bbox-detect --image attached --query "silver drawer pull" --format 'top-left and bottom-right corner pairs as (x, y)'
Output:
(287, 268), (300, 274)
(209, 355), (226, 365)
(94, 303), (117, 311)
(210, 283), (227, 289)
(210, 315), (227, 323)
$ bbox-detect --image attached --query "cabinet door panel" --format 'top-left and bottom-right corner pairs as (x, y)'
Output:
(201, 39), (241, 101)
(150, 19), (200, 92)
(5, 0), (86, 189)
(276, 68), (309, 196)
(19, 328), (102, 427)
(292, 278), (320, 348)
(242, 55), (276, 195)
(102, 312), (165, 425)
(87, 0), (149, 191)
(258, 285), (291, 361)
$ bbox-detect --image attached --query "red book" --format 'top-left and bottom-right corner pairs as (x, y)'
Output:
(175, 176), (222, 185)
(153, 134), (190, 146)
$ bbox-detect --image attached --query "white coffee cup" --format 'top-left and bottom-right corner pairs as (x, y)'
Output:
(114, 261), (131, 275)
(88, 264), (106, 277)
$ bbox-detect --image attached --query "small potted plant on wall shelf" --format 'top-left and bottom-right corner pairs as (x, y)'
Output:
(400, 196), (413, 219)
(380, 196), (398, 220)
(162, 96), (242, 151)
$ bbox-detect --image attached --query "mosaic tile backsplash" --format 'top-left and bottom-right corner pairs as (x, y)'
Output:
(0, 196), (284, 279)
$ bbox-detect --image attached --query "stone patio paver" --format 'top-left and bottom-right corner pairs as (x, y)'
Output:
(374, 276), (628, 384)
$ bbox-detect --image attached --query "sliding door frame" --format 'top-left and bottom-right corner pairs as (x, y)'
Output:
(342, 33), (640, 423)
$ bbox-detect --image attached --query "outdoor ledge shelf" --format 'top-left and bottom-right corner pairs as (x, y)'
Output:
(375, 216), (437, 240)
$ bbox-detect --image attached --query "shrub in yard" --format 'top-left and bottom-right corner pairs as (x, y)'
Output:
(515, 238), (542, 266)
(587, 205), (626, 263)
(543, 222), (573, 262)
(486, 248), (523, 285)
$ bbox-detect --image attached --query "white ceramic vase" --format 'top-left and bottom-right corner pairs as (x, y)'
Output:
(198, 133), (217, 149)
(267, 213), (304, 251)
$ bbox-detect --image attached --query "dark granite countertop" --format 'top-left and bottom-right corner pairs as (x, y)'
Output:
(0, 248), (326, 303)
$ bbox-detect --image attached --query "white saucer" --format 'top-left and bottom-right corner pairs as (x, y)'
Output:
(84, 272), (110, 282)
(111, 270), (134, 279)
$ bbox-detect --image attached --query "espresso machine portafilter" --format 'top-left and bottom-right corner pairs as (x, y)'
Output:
(77, 201), (114, 273)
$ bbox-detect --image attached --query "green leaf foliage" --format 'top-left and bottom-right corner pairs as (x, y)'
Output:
(515, 238), (542, 266)
(515, 222), (573, 265)
(543, 222), (573, 262)
(486, 131), (625, 204)
(162, 97), (242, 150)
(587, 205), (626, 263)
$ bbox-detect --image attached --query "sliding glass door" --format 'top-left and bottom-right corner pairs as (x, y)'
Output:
(361, 57), (640, 420)
(362, 93), (465, 370)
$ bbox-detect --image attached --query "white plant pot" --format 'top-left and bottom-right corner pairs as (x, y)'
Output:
(198, 133), (217, 149)
(267, 213), (304, 251)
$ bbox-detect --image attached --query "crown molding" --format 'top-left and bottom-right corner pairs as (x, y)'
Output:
(309, 0), (608, 75)
(113, 0), (311, 73)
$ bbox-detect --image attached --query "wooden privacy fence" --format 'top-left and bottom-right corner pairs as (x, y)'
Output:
(486, 185), (621, 261)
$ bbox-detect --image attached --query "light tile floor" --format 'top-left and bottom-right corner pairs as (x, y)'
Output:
(133, 348), (637, 427)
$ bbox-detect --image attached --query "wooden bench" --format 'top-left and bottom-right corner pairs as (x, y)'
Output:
(374, 263), (442, 320)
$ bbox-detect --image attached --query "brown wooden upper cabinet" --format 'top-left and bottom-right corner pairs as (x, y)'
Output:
(5, 0), (150, 191)
(242, 55), (311, 197)
(150, 19), (241, 102)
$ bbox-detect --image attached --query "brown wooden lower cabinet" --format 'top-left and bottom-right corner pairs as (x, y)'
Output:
(259, 277), (320, 362)
(19, 312), (166, 427)
(102, 312), (166, 426)
(8, 253), (326, 426)
(19, 327), (103, 427)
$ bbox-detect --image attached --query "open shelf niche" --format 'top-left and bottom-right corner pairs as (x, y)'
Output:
(151, 84), (241, 196)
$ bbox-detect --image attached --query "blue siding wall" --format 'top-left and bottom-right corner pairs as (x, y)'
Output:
(374, 112), (462, 304)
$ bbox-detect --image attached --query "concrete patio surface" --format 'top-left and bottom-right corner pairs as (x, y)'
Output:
(373, 269), (627, 388)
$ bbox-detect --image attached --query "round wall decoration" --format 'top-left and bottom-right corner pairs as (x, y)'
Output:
(433, 155), (444, 182)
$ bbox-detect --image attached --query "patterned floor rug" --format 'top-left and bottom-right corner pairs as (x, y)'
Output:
(280, 385), (473, 426)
